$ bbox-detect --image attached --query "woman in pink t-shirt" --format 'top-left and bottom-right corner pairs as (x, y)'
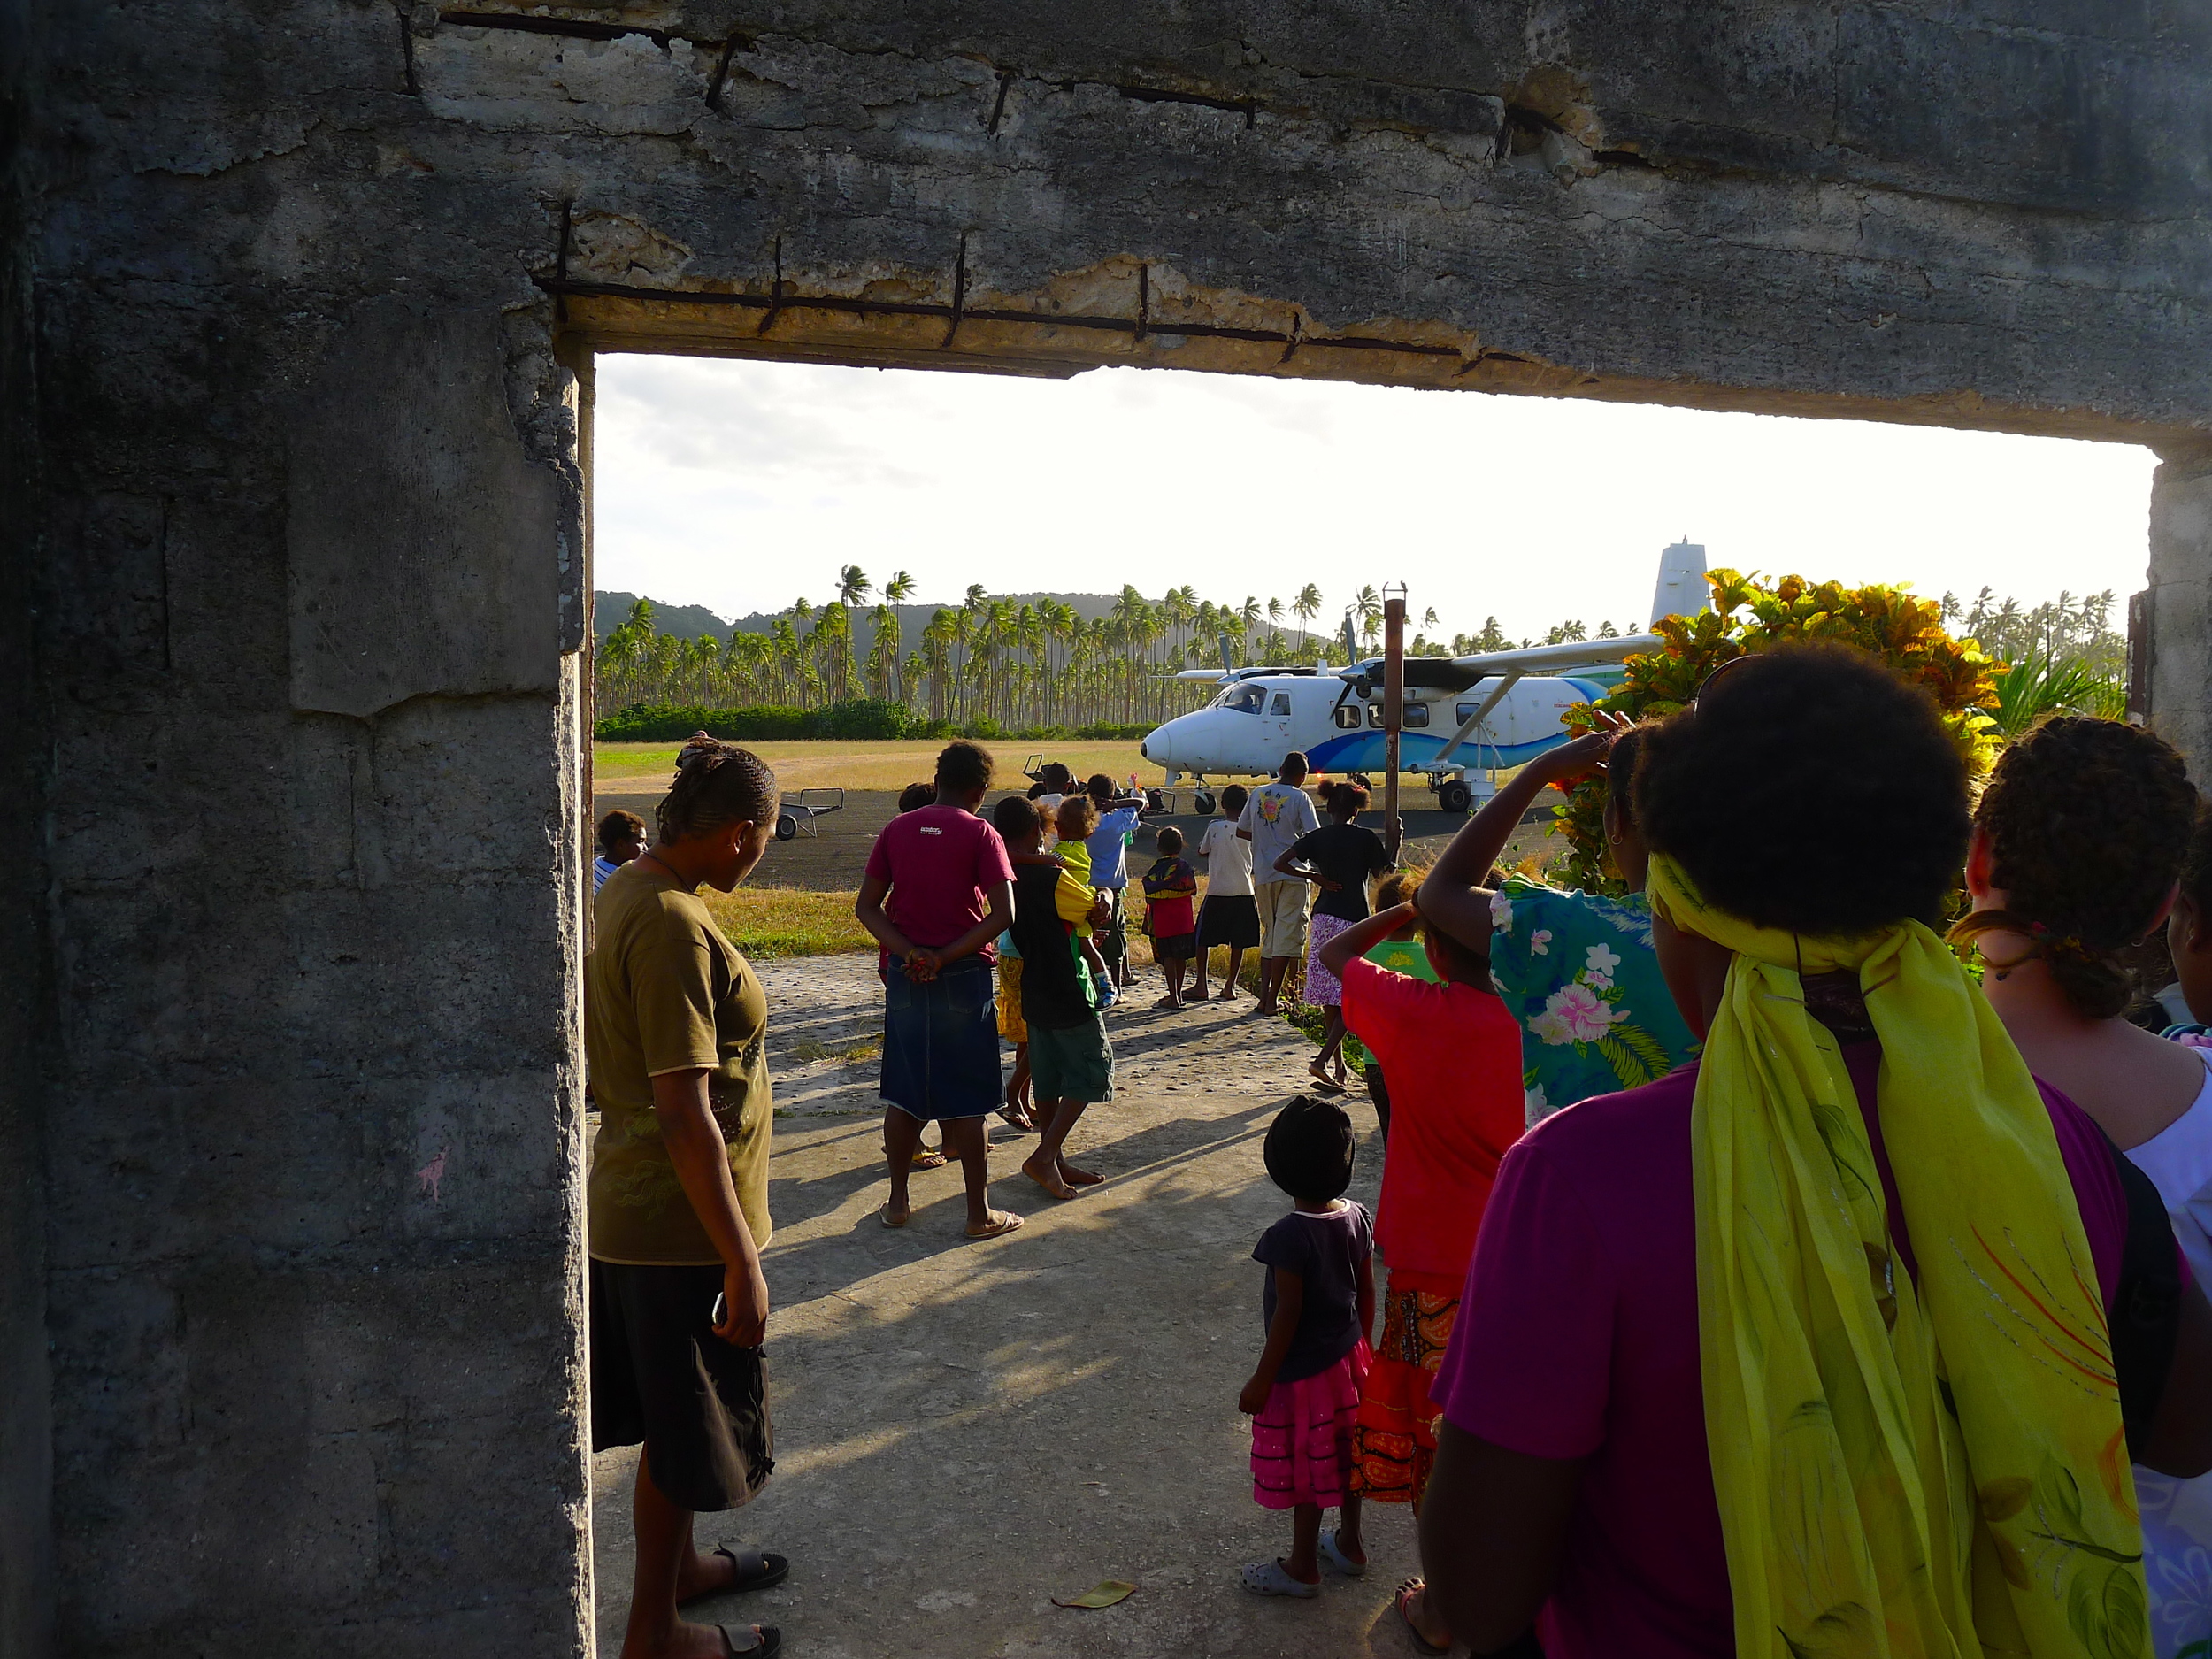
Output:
(1414, 646), (2212, 1659)
(855, 741), (1020, 1240)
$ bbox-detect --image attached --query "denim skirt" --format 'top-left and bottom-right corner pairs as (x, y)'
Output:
(880, 956), (1003, 1121)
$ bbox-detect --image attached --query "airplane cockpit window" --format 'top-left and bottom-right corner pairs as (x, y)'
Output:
(1269, 693), (1293, 717)
(1217, 684), (1265, 714)
(1333, 704), (1363, 729)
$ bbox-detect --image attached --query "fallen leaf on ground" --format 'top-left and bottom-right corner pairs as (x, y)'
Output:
(1053, 1580), (1138, 1609)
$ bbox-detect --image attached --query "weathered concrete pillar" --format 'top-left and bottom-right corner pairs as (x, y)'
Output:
(18, 280), (595, 1655)
(2149, 445), (2212, 781)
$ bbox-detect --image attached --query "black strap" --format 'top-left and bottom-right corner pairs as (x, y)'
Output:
(2098, 1125), (2184, 1455)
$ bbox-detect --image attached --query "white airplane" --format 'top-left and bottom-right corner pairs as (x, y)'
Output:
(1138, 542), (1704, 813)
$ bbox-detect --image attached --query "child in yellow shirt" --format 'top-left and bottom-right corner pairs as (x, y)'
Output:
(1055, 795), (1117, 1007)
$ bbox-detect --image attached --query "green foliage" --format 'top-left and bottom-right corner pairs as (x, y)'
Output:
(1554, 570), (2006, 893)
(1989, 652), (2127, 739)
(595, 699), (925, 742)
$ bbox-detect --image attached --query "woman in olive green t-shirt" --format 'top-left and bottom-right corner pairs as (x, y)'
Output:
(584, 740), (789, 1659)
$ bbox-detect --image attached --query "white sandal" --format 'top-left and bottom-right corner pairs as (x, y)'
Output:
(1319, 1528), (1367, 1578)
(1240, 1558), (1320, 1598)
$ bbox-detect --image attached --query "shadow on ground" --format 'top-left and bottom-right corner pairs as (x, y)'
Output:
(590, 966), (1424, 1658)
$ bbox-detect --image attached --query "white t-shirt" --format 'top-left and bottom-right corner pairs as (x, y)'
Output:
(2124, 1046), (2212, 1287)
(2114, 1044), (2212, 1659)
(1239, 781), (1320, 887)
(1198, 819), (1255, 897)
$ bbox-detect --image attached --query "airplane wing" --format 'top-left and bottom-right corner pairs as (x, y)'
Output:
(1339, 632), (1662, 693)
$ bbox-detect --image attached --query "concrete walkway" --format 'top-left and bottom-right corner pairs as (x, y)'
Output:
(591, 956), (1428, 1658)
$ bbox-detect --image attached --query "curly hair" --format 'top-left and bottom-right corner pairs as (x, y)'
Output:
(1606, 726), (1647, 829)
(1220, 783), (1249, 815)
(1055, 795), (1098, 841)
(934, 740), (994, 794)
(659, 741), (779, 843)
(1324, 781), (1369, 818)
(1970, 716), (2196, 1018)
(896, 780), (935, 814)
(1633, 642), (1969, 935)
(595, 809), (646, 855)
(2184, 803), (2212, 918)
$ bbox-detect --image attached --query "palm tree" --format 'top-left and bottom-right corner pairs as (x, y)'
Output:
(1355, 585), (1382, 649)
(1238, 595), (1263, 655)
(1294, 583), (1322, 641)
(837, 565), (872, 607)
(884, 570), (916, 604)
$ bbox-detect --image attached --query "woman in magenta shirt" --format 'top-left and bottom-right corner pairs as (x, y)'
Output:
(1415, 646), (2212, 1659)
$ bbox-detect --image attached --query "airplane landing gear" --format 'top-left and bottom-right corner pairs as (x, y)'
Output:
(1436, 779), (1473, 815)
(1193, 788), (1217, 816)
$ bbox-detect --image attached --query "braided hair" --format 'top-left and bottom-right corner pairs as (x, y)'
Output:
(657, 740), (779, 843)
(1965, 716), (2197, 1019)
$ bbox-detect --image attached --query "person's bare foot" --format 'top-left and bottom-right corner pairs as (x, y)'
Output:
(1060, 1163), (1104, 1187)
(1395, 1578), (1451, 1653)
(1153, 995), (1182, 1010)
(1022, 1155), (1077, 1199)
(1217, 986), (1240, 1000)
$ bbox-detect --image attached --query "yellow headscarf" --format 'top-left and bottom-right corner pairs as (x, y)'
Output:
(1646, 854), (2145, 1659)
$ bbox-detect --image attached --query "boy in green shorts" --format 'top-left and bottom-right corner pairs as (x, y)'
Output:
(999, 797), (1118, 1200)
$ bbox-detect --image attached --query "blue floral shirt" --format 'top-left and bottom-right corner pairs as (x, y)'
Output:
(1486, 875), (1701, 1126)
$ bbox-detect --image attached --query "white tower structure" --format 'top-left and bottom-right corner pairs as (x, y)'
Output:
(1650, 539), (1709, 626)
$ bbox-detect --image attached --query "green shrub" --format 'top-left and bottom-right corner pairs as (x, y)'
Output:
(595, 699), (929, 742)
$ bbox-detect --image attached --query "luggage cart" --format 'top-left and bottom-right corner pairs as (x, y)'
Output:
(773, 787), (846, 841)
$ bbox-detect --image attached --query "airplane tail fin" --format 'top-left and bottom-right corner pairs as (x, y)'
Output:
(1650, 539), (1709, 626)
(1340, 613), (1358, 661)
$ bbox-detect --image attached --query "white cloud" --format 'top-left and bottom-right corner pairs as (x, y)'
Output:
(593, 353), (2158, 638)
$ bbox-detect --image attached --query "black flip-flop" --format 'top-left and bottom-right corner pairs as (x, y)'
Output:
(680, 1545), (790, 1606)
(718, 1624), (782, 1658)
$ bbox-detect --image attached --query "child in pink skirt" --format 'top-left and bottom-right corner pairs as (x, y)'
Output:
(1237, 1094), (1376, 1597)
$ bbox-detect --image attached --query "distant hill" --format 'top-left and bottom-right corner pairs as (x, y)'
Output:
(592, 590), (1314, 648)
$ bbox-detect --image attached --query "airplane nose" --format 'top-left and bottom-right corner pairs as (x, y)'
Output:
(1141, 740), (1150, 760)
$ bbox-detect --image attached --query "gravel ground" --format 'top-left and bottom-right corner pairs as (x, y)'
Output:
(590, 953), (1422, 1659)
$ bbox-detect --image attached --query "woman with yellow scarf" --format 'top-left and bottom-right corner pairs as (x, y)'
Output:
(1414, 644), (2212, 1658)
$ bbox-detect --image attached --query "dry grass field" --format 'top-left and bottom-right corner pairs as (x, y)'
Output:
(593, 738), (1153, 794)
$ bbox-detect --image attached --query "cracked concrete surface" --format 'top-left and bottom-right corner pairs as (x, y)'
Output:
(593, 955), (1409, 1658)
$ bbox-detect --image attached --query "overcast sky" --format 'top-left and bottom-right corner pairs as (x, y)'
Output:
(594, 353), (2159, 641)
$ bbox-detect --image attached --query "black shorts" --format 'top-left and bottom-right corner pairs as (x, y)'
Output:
(590, 1259), (774, 1512)
(1152, 930), (1199, 961)
(1197, 894), (1261, 949)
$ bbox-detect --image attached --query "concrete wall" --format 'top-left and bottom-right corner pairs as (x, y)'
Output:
(10, 2), (2212, 1655)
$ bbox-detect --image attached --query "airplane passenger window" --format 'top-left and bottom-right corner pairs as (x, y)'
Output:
(1403, 703), (1430, 728)
(1333, 705), (1362, 729)
(1455, 703), (1479, 725)
(1270, 693), (1292, 716)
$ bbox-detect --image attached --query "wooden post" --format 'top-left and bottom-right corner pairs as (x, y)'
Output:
(1382, 588), (1406, 829)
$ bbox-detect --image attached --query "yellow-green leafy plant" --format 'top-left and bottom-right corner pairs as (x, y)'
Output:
(1552, 571), (2003, 893)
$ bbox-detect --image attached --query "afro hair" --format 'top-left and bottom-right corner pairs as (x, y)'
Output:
(1632, 642), (1970, 936)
